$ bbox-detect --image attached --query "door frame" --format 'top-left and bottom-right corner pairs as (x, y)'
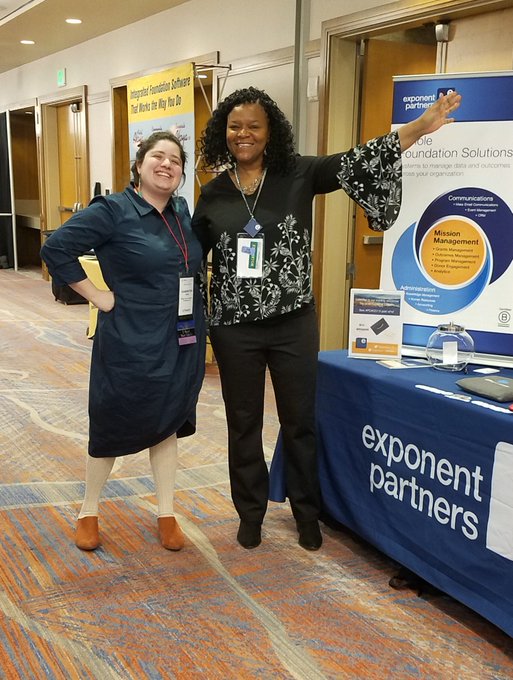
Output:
(0, 111), (15, 269)
(8, 100), (39, 271)
(314, 0), (513, 350)
(36, 86), (89, 250)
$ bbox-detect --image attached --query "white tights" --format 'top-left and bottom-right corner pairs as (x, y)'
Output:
(78, 433), (178, 519)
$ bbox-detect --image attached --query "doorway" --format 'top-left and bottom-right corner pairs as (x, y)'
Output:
(37, 86), (89, 279)
(314, 0), (510, 351)
(314, 33), (436, 351)
(354, 33), (437, 292)
(9, 105), (40, 270)
(0, 112), (14, 269)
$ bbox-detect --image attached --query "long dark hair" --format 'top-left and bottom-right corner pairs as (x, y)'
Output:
(199, 87), (296, 175)
(131, 131), (187, 186)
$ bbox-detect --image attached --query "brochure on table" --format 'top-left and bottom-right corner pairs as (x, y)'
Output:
(348, 289), (404, 359)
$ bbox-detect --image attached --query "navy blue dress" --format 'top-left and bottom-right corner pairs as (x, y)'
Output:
(41, 187), (206, 457)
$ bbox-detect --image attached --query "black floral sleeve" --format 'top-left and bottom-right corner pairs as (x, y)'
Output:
(337, 131), (402, 231)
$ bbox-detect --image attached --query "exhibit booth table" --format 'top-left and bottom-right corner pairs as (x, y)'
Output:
(270, 350), (513, 638)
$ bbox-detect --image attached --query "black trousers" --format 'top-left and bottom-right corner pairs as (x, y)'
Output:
(210, 306), (321, 524)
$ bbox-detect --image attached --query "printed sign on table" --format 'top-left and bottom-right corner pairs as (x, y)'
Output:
(348, 289), (404, 359)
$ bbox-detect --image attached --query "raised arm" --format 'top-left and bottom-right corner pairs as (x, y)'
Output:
(398, 90), (462, 152)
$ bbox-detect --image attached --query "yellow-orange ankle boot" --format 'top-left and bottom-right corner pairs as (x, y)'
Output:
(158, 516), (184, 551)
(75, 516), (100, 550)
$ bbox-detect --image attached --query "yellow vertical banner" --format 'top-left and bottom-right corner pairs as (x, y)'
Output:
(127, 62), (195, 211)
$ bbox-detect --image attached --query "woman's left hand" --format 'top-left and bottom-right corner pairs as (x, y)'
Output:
(398, 90), (462, 151)
(418, 90), (462, 135)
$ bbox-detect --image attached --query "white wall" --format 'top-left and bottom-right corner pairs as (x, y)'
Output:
(0, 0), (394, 190)
(310, 0), (396, 38)
(86, 99), (113, 195)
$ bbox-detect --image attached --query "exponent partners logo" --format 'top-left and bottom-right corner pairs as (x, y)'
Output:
(361, 423), (513, 561)
(437, 87), (457, 99)
(361, 423), (482, 542)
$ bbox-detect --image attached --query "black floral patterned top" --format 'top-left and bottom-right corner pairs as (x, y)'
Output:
(192, 131), (402, 327)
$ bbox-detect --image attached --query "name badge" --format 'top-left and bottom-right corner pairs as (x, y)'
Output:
(177, 275), (196, 345)
(178, 275), (194, 318)
(236, 233), (264, 278)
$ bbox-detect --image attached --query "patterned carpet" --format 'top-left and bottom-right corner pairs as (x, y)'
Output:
(1, 267), (513, 679)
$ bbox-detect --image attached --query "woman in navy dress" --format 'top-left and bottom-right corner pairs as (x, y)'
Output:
(41, 131), (205, 552)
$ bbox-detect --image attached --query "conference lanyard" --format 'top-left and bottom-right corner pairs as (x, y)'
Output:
(160, 207), (196, 344)
(233, 168), (267, 278)
(234, 166), (267, 238)
(160, 208), (189, 273)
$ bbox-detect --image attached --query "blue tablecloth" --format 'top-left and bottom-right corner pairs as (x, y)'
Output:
(270, 350), (513, 637)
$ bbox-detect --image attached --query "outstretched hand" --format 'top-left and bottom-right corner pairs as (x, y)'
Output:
(398, 90), (462, 151)
(419, 90), (462, 135)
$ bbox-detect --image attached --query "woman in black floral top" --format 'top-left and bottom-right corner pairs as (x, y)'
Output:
(192, 87), (461, 551)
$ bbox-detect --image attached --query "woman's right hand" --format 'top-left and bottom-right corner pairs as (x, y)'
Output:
(92, 289), (115, 313)
(68, 278), (115, 312)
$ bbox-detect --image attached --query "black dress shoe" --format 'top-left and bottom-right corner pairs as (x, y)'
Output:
(297, 520), (322, 551)
(237, 520), (262, 549)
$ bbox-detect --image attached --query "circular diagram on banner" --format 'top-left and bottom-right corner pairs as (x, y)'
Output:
(419, 216), (486, 287)
(391, 187), (513, 315)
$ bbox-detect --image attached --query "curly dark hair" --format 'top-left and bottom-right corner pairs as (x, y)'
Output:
(131, 131), (187, 186)
(199, 87), (296, 175)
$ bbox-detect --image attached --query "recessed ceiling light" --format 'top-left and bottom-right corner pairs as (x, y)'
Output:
(66, 18), (82, 24)
(20, 39), (35, 45)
